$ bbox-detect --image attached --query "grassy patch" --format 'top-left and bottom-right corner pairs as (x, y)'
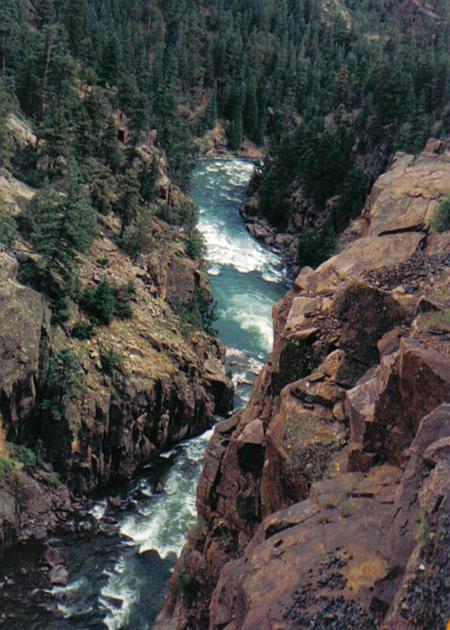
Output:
(419, 310), (450, 334)
(0, 454), (16, 480)
(42, 471), (60, 487)
(100, 347), (125, 377)
(431, 197), (450, 233)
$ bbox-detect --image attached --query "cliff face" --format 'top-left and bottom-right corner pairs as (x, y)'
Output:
(0, 130), (233, 557)
(156, 141), (450, 629)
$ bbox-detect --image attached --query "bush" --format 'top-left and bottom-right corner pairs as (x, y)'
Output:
(296, 221), (336, 269)
(0, 210), (18, 247)
(42, 471), (60, 487)
(100, 347), (125, 376)
(0, 454), (15, 480)
(80, 278), (134, 326)
(432, 197), (450, 233)
(120, 209), (154, 261)
(186, 230), (206, 260)
(13, 445), (38, 469)
(72, 320), (97, 340)
(41, 349), (85, 422)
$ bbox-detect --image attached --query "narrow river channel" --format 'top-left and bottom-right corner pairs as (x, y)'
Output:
(0, 159), (286, 630)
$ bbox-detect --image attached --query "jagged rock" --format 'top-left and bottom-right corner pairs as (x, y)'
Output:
(261, 383), (347, 514)
(156, 143), (450, 630)
(209, 465), (401, 630)
(374, 405), (450, 625)
(364, 149), (450, 236)
(345, 368), (380, 470)
(0, 471), (71, 560)
(285, 296), (321, 332)
(0, 253), (50, 443)
(319, 233), (424, 279)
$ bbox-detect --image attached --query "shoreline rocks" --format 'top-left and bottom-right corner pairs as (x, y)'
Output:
(155, 142), (450, 630)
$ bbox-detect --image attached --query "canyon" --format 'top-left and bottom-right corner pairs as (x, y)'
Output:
(156, 139), (450, 630)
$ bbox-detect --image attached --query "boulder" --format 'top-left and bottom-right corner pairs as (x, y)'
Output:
(318, 233), (424, 279)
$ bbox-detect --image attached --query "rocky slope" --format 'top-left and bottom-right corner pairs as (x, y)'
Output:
(156, 139), (450, 629)
(0, 122), (233, 560)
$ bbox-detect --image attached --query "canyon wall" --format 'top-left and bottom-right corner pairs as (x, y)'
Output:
(156, 140), (450, 630)
(0, 130), (233, 558)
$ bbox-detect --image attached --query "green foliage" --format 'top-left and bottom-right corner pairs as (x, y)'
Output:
(23, 178), (96, 308)
(416, 511), (430, 544)
(12, 444), (38, 469)
(0, 78), (15, 168)
(71, 320), (97, 340)
(116, 168), (142, 237)
(297, 221), (336, 270)
(341, 500), (352, 519)
(177, 287), (217, 336)
(80, 277), (134, 326)
(120, 208), (154, 261)
(41, 349), (85, 422)
(0, 454), (15, 480)
(186, 229), (206, 260)
(432, 197), (450, 232)
(100, 347), (125, 377)
(0, 206), (18, 247)
(42, 471), (60, 487)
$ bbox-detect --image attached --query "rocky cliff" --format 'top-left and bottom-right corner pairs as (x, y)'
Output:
(0, 128), (233, 559)
(156, 140), (450, 629)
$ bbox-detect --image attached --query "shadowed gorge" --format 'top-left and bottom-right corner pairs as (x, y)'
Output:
(0, 0), (449, 629)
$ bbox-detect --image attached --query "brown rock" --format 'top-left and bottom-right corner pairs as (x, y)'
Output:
(318, 233), (424, 279)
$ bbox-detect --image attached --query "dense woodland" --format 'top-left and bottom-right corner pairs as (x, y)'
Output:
(0, 0), (449, 276)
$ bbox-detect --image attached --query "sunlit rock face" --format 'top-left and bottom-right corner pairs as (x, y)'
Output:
(156, 142), (450, 630)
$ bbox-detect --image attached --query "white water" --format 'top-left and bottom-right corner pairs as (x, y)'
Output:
(49, 158), (286, 630)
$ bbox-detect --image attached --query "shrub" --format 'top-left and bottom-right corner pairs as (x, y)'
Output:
(120, 209), (154, 261)
(0, 210), (18, 247)
(72, 320), (97, 340)
(80, 278), (134, 326)
(176, 567), (198, 606)
(432, 197), (450, 233)
(41, 349), (85, 422)
(100, 347), (125, 376)
(0, 454), (15, 480)
(42, 471), (60, 487)
(186, 230), (206, 260)
(341, 500), (352, 518)
(297, 220), (336, 269)
(14, 445), (38, 469)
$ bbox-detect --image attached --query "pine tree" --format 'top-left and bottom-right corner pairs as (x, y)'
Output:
(116, 168), (142, 237)
(0, 0), (22, 72)
(0, 76), (14, 167)
(243, 79), (259, 141)
(26, 177), (96, 299)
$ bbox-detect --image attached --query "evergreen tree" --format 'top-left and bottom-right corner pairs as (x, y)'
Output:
(25, 177), (96, 300)
(116, 168), (141, 237)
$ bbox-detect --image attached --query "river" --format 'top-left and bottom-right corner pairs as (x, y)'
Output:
(0, 158), (286, 630)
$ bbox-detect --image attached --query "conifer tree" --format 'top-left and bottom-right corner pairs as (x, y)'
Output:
(26, 177), (96, 299)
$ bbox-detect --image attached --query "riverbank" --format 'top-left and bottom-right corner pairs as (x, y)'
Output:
(0, 158), (287, 630)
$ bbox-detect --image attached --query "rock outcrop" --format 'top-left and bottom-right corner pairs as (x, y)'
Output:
(155, 142), (450, 629)
(0, 138), (233, 558)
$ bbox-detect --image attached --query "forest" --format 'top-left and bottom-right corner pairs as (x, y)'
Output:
(0, 0), (449, 271)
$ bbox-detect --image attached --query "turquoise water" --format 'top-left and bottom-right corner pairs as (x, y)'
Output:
(4, 159), (286, 630)
(194, 159), (286, 360)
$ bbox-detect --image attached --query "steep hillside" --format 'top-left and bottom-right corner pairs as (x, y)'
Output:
(0, 119), (232, 559)
(156, 140), (450, 629)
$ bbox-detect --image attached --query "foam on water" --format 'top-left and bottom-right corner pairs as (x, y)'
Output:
(48, 158), (286, 630)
